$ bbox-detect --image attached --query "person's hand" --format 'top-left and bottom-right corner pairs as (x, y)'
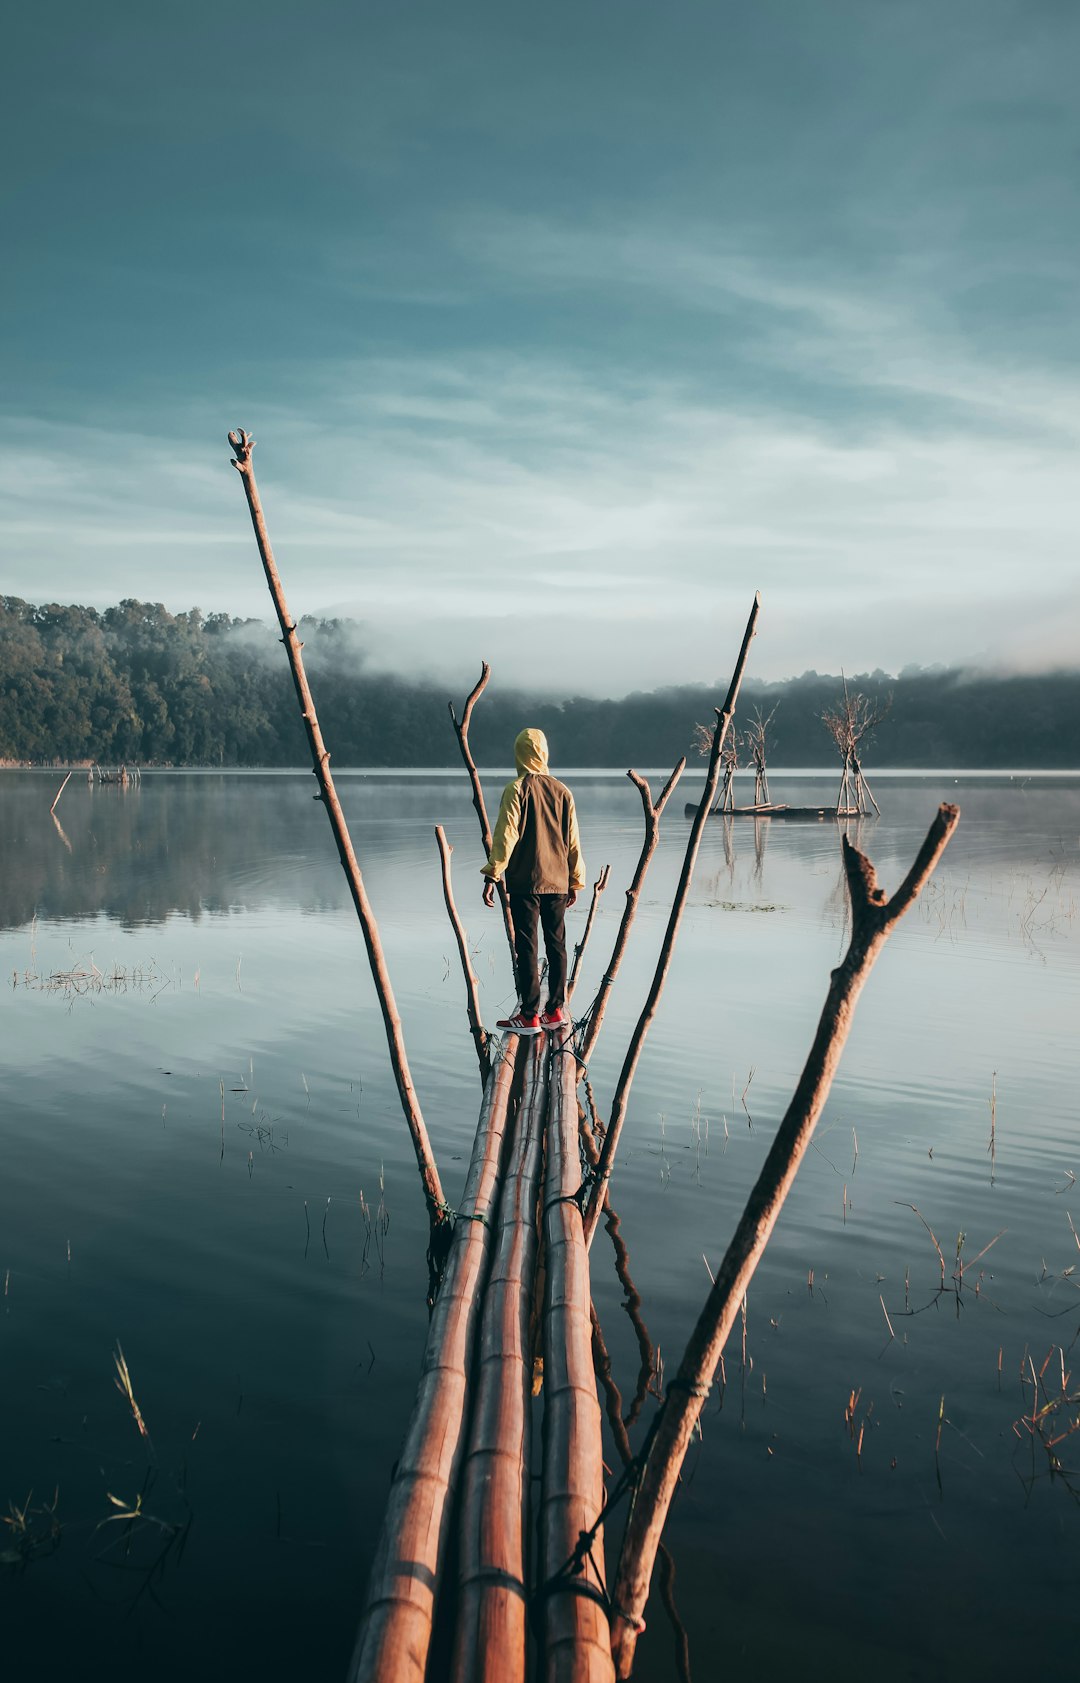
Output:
(482, 879), (496, 909)
(566, 890), (578, 909)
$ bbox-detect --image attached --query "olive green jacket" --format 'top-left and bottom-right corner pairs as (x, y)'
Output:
(482, 728), (585, 894)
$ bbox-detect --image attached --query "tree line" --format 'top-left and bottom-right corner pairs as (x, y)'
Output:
(2, 595), (1078, 769)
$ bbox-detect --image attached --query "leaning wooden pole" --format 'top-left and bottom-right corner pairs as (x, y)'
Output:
(451, 1039), (547, 1683)
(608, 805), (960, 1677)
(348, 1040), (520, 1683)
(583, 593), (761, 1243)
(436, 824), (491, 1085)
(226, 430), (446, 1226)
(539, 1043), (615, 1683)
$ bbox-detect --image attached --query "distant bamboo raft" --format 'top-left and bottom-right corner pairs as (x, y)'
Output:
(688, 801), (863, 820)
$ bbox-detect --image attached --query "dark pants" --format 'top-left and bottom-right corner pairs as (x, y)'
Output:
(509, 893), (569, 1017)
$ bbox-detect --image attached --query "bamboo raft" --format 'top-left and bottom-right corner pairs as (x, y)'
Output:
(226, 429), (960, 1681)
(688, 802), (862, 820)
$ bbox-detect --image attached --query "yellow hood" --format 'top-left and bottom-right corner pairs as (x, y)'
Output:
(514, 728), (550, 776)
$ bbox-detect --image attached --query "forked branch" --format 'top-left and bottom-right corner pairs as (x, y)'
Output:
(435, 825), (491, 1085)
(448, 664), (516, 964)
(608, 802), (960, 1677)
(578, 760), (685, 1065)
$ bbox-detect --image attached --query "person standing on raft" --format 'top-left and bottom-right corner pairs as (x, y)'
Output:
(482, 727), (585, 1035)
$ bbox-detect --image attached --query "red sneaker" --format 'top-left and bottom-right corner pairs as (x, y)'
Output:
(495, 1011), (542, 1036)
(540, 1006), (568, 1030)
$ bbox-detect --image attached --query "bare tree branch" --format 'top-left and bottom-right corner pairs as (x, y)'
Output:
(448, 664), (516, 963)
(435, 825), (490, 1085)
(226, 430), (447, 1228)
(608, 802), (960, 1678)
(568, 864), (611, 1001)
(583, 592), (762, 1243)
(578, 761), (685, 1066)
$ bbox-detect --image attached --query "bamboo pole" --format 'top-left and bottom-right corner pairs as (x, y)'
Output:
(608, 804), (960, 1677)
(577, 763), (684, 1066)
(226, 430), (446, 1227)
(348, 1040), (520, 1683)
(568, 864), (611, 1002)
(451, 1038), (547, 1683)
(436, 824), (491, 1085)
(583, 593), (761, 1243)
(449, 663), (516, 965)
(539, 1044), (615, 1683)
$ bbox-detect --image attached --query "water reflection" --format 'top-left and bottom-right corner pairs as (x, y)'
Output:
(1, 769), (1079, 1680)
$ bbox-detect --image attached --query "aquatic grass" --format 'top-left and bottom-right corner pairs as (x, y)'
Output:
(1013, 1343), (1080, 1501)
(113, 1342), (154, 1461)
(12, 960), (164, 996)
(1, 1488), (61, 1571)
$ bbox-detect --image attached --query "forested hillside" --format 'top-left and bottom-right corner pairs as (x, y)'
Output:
(2, 596), (1078, 769)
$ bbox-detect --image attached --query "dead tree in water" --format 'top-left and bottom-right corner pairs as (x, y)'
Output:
(822, 679), (889, 815)
(745, 702), (779, 806)
(693, 722), (739, 813)
(608, 803), (960, 1677)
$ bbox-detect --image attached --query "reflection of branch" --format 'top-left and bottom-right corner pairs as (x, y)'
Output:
(584, 593), (762, 1245)
(227, 430), (446, 1231)
(591, 1308), (691, 1683)
(448, 664), (516, 966)
(609, 804), (960, 1678)
(579, 762), (684, 1065)
(50, 810), (73, 853)
(435, 826), (490, 1084)
(568, 864), (610, 1001)
(578, 1098), (655, 1424)
(656, 1543), (693, 1683)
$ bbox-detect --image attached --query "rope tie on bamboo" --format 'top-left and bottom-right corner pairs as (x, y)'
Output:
(434, 1200), (489, 1228)
(665, 1375), (712, 1400)
(542, 1190), (587, 1218)
(535, 1419), (654, 1619)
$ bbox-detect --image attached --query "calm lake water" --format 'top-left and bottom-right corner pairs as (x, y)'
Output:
(2, 766), (1078, 1679)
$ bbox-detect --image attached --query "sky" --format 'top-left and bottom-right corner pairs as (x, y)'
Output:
(3, 1), (1077, 695)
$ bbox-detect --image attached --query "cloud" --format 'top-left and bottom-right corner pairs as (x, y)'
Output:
(3, 197), (1076, 692)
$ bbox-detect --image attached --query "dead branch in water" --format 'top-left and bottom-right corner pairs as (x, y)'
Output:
(568, 863), (611, 1002)
(226, 429), (447, 1229)
(578, 762), (685, 1067)
(583, 592), (762, 1244)
(449, 663), (516, 965)
(50, 771), (72, 814)
(436, 825), (491, 1085)
(608, 803), (960, 1678)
